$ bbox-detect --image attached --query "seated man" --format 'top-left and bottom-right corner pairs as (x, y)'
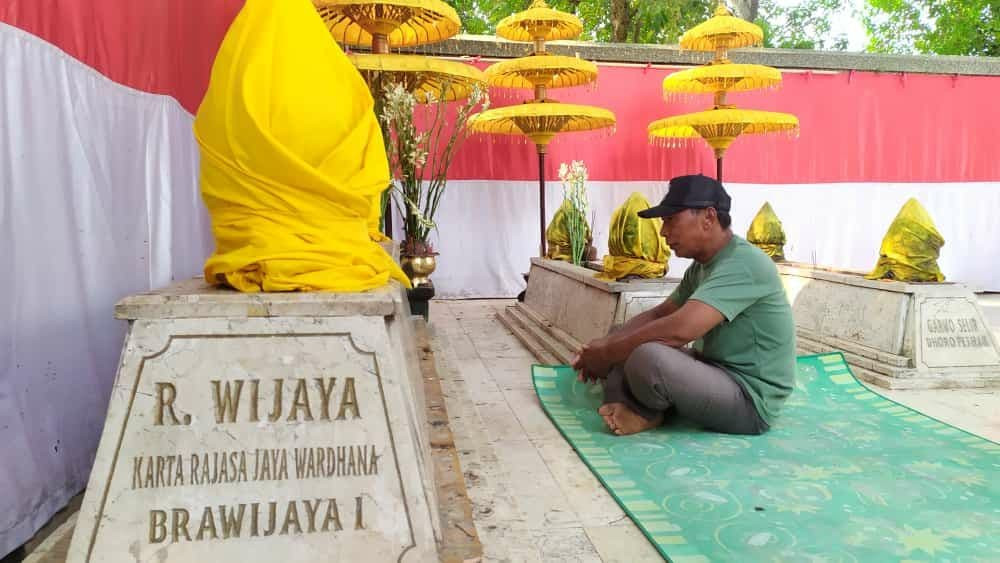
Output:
(572, 174), (795, 436)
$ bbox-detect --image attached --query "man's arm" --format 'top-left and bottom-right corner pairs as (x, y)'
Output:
(615, 297), (681, 333)
(578, 300), (725, 373)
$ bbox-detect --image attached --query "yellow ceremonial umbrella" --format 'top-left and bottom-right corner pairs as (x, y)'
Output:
(648, 107), (798, 181)
(469, 102), (615, 256)
(662, 61), (781, 99)
(314, 0), (464, 239)
(496, 0), (584, 47)
(485, 55), (598, 99)
(679, 3), (764, 53)
(471, 0), (614, 257)
(314, 0), (460, 52)
(650, 2), (797, 182)
(348, 53), (486, 102)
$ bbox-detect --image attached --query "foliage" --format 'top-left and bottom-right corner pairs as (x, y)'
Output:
(379, 82), (489, 255)
(452, 0), (714, 44)
(863, 0), (999, 56)
(557, 160), (591, 265)
(452, 0), (998, 56)
(756, 0), (849, 50)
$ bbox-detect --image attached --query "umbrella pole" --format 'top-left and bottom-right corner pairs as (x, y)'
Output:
(538, 146), (547, 257)
(716, 156), (723, 183)
(373, 34), (394, 239)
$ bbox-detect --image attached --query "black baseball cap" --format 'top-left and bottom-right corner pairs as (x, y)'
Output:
(637, 174), (731, 219)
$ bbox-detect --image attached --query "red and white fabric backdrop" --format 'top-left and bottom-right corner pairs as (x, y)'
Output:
(1, 0), (998, 554)
(424, 64), (1000, 296)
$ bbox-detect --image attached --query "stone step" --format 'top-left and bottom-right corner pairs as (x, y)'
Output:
(513, 302), (583, 353)
(495, 308), (558, 365)
(798, 327), (911, 368)
(505, 306), (575, 364)
(798, 334), (913, 378)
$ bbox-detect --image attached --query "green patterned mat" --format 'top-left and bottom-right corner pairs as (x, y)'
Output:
(532, 353), (1000, 562)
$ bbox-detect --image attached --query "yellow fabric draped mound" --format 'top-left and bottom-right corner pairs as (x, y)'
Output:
(746, 201), (787, 261)
(866, 198), (945, 282)
(545, 199), (592, 263)
(598, 192), (670, 281)
(194, 0), (409, 292)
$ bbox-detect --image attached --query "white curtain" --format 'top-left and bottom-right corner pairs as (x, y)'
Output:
(0, 24), (209, 555)
(414, 180), (1000, 298)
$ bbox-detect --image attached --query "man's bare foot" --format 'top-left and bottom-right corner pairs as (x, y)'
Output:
(598, 403), (617, 431)
(604, 402), (663, 436)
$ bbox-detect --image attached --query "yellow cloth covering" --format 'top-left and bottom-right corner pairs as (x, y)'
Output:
(546, 199), (591, 262)
(866, 198), (945, 282)
(746, 201), (786, 260)
(193, 0), (409, 292)
(598, 192), (670, 281)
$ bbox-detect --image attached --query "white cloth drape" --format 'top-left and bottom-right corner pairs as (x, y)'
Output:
(0, 23), (209, 555)
(409, 180), (1000, 298)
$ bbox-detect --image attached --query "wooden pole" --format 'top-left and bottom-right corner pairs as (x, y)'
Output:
(538, 147), (547, 257)
(373, 33), (394, 238)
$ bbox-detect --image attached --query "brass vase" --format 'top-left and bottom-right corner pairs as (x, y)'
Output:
(401, 254), (437, 287)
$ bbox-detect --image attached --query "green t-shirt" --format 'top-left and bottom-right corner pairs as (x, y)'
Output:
(669, 235), (796, 425)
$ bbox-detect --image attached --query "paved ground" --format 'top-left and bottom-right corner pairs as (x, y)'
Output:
(429, 298), (1000, 562)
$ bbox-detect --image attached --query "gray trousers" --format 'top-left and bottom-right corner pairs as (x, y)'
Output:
(603, 342), (768, 435)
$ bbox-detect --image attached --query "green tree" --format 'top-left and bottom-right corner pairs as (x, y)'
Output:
(864, 0), (999, 56)
(451, 0), (713, 44)
(755, 0), (848, 50)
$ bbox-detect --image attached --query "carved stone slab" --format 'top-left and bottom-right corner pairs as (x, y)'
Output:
(68, 280), (437, 562)
(501, 258), (679, 361)
(779, 263), (1000, 389)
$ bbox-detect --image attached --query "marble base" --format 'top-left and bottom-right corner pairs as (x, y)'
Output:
(498, 258), (679, 364)
(379, 240), (401, 265)
(497, 259), (1000, 390)
(779, 263), (1000, 389)
(68, 279), (438, 562)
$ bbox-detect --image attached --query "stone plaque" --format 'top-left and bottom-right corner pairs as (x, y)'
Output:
(918, 297), (1000, 368)
(778, 263), (1000, 389)
(69, 291), (436, 562)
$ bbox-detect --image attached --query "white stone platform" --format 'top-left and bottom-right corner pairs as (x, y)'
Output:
(500, 257), (1000, 390)
(780, 263), (1000, 389)
(67, 279), (438, 562)
(498, 258), (679, 364)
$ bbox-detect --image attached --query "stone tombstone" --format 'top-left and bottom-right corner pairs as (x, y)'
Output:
(68, 279), (438, 562)
(779, 263), (1000, 389)
(499, 258), (680, 363)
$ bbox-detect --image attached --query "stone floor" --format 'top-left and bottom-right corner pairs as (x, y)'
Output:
(12, 297), (1000, 563)
(429, 298), (1000, 562)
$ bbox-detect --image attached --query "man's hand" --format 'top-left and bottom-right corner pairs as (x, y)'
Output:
(572, 338), (613, 382)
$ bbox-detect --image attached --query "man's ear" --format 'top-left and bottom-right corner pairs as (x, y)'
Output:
(704, 206), (719, 226)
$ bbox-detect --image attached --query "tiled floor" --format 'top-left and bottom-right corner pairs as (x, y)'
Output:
(429, 299), (1000, 562)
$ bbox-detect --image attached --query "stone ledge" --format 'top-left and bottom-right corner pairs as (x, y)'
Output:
(414, 320), (483, 563)
(798, 339), (1000, 390)
(798, 327), (911, 368)
(115, 277), (399, 319)
(778, 262), (963, 294)
(530, 257), (680, 294)
(403, 34), (1000, 77)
